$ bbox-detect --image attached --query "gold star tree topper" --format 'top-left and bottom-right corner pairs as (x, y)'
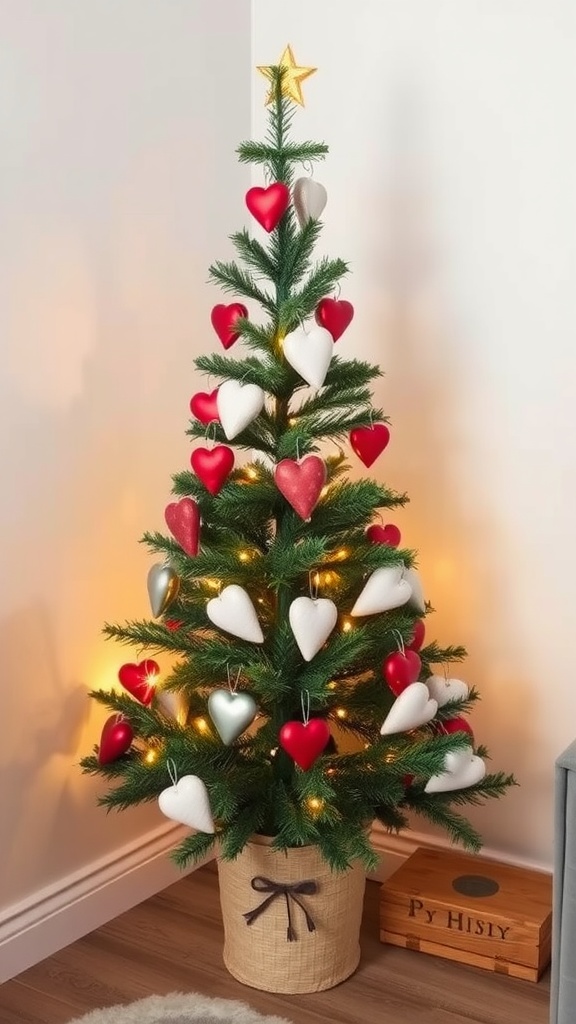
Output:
(257, 45), (316, 107)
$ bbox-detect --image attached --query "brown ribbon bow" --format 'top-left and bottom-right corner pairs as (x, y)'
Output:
(243, 875), (318, 942)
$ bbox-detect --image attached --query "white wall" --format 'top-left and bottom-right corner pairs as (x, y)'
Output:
(0, 0), (250, 916)
(253, 1), (576, 870)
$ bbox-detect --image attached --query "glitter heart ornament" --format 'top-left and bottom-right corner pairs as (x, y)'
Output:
(274, 455), (326, 520)
(164, 497), (200, 556)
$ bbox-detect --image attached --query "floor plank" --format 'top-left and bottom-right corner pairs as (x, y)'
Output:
(0, 865), (550, 1024)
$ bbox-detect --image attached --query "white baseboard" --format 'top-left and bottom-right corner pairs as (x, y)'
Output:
(368, 822), (551, 882)
(0, 822), (212, 984)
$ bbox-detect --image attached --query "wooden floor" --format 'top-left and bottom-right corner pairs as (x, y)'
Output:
(0, 863), (550, 1024)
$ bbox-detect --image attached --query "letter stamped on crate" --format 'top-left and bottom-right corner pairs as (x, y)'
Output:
(408, 898), (510, 940)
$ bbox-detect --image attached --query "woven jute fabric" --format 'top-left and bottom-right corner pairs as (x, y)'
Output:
(217, 835), (366, 993)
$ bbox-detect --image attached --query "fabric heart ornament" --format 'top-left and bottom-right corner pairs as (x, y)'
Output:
(190, 388), (219, 424)
(293, 177), (328, 227)
(351, 565), (412, 617)
(383, 650), (422, 697)
(366, 523), (401, 548)
(380, 681), (438, 736)
(206, 584), (264, 643)
(404, 567), (426, 613)
(289, 596), (338, 662)
(315, 298), (354, 342)
(147, 563), (180, 617)
(283, 325), (333, 389)
(98, 715), (134, 765)
(118, 660), (160, 705)
(425, 747), (486, 794)
(350, 423), (390, 467)
(408, 619), (426, 651)
(207, 689), (258, 745)
(158, 774), (215, 833)
(279, 719), (331, 771)
(246, 182), (290, 232)
(426, 675), (469, 708)
(210, 303), (248, 349)
(274, 455), (326, 520)
(191, 445), (234, 495)
(216, 380), (265, 440)
(164, 497), (200, 556)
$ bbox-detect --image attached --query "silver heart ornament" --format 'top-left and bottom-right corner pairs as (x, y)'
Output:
(147, 563), (180, 618)
(208, 689), (258, 745)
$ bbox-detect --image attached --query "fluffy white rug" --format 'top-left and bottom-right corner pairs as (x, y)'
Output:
(65, 991), (293, 1024)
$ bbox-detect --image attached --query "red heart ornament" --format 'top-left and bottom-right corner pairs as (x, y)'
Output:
(315, 298), (355, 341)
(245, 182), (290, 233)
(274, 455), (326, 520)
(165, 618), (183, 631)
(279, 719), (331, 771)
(408, 619), (426, 651)
(383, 650), (422, 696)
(366, 523), (401, 548)
(436, 715), (474, 741)
(118, 660), (159, 705)
(350, 423), (390, 467)
(164, 497), (201, 556)
(190, 388), (219, 424)
(210, 303), (248, 349)
(191, 445), (234, 495)
(98, 715), (134, 765)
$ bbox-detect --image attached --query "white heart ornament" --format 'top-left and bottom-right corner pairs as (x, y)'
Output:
(380, 682), (438, 736)
(425, 747), (486, 793)
(289, 596), (338, 662)
(404, 567), (426, 613)
(283, 326), (333, 389)
(293, 177), (328, 227)
(426, 675), (469, 708)
(216, 380), (265, 440)
(158, 774), (215, 833)
(351, 565), (412, 617)
(208, 689), (258, 745)
(206, 584), (264, 643)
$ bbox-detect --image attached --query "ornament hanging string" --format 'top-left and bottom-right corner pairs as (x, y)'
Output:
(308, 569), (319, 602)
(166, 758), (179, 787)
(226, 664), (242, 694)
(301, 690), (311, 726)
(243, 875), (317, 942)
(391, 629), (405, 655)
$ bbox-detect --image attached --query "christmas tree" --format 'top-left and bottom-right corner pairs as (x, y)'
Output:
(81, 51), (514, 874)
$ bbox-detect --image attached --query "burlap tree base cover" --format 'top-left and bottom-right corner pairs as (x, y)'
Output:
(218, 835), (366, 993)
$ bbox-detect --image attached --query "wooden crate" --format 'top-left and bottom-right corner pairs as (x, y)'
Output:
(380, 846), (552, 981)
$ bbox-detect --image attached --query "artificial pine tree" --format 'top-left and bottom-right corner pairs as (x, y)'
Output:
(81, 55), (514, 876)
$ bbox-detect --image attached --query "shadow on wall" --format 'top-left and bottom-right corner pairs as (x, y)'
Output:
(359, 85), (535, 855)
